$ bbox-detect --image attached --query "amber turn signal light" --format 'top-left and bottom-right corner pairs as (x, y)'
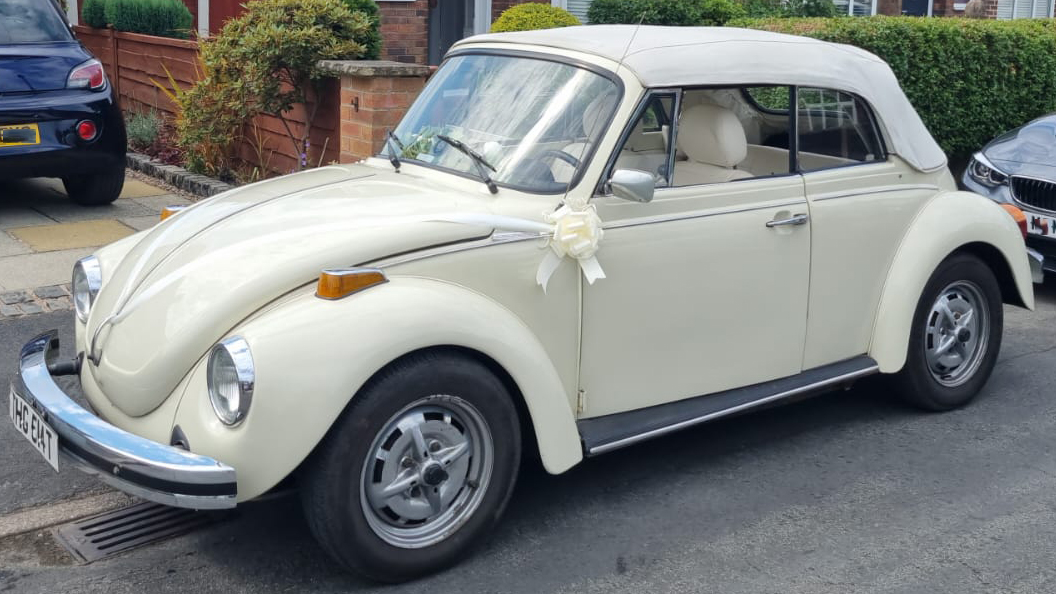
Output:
(1000, 204), (1028, 239)
(316, 268), (388, 300)
(160, 205), (188, 222)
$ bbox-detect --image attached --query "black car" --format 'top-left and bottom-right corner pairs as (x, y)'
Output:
(962, 113), (1056, 281)
(0, 0), (125, 205)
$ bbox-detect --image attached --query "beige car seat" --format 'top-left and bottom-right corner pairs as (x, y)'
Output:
(673, 104), (752, 186)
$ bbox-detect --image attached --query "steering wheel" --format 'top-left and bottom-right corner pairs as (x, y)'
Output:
(539, 149), (581, 169)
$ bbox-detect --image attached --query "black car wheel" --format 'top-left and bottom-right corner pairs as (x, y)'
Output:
(62, 164), (124, 206)
(300, 351), (522, 583)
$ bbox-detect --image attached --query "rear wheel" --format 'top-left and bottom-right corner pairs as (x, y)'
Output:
(893, 253), (1003, 411)
(62, 165), (124, 206)
(301, 352), (521, 582)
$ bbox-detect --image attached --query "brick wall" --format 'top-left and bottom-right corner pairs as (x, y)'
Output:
(378, 0), (430, 64)
(319, 60), (431, 163)
(877, 0), (901, 14)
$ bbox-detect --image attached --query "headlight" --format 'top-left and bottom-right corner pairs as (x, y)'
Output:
(207, 337), (255, 426)
(968, 152), (1008, 187)
(72, 256), (102, 323)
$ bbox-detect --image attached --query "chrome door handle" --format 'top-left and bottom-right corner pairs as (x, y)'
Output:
(766, 213), (809, 228)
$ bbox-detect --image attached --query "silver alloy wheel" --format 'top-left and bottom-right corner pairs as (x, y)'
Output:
(360, 395), (494, 549)
(923, 280), (990, 387)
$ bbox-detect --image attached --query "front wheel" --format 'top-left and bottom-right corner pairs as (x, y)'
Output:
(893, 253), (1003, 411)
(300, 352), (522, 582)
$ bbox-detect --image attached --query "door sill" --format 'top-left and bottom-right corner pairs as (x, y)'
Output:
(578, 356), (879, 456)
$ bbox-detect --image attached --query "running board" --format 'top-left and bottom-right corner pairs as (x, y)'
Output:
(578, 356), (879, 456)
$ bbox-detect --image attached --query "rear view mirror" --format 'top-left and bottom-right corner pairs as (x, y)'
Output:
(610, 169), (654, 203)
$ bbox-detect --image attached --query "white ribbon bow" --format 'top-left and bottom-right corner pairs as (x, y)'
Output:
(535, 204), (606, 292)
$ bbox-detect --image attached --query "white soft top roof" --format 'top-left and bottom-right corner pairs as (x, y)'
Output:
(455, 26), (946, 172)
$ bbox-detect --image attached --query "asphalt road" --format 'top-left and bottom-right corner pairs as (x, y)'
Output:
(2, 282), (1056, 593)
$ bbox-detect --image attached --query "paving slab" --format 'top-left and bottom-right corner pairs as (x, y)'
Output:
(117, 179), (169, 199)
(0, 207), (54, 230)
(30, 199), (154, 224)
(118, 215), (159, 232)
(0, 231), (31, 257)
(130, 195), (193, 214)
(8, 220), (134, 253)
(0, 248), (94, 291)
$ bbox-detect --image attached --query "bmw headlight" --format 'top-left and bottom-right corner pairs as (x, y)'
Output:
(968, 152), (1008, 187)
(207, 337), (255, 426)
(72, 256), (102, 323)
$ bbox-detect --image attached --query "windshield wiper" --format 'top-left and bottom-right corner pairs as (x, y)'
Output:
(436, 134), (498, 194)
(385, 130), (404, 172)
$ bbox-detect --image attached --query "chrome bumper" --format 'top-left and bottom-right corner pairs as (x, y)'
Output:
(1028, 247), (1045, 284)
(12, 331), (237, 510)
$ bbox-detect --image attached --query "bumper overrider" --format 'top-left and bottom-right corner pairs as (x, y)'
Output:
(11, 331), (237, 509)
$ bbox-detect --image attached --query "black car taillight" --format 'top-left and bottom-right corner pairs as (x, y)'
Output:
(67, 59), (106, 91)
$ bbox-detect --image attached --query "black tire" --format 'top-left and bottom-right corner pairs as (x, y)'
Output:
(893, 252), (1003, 411)
(62, 165), (125, 206)
(300, 351), (522, 583)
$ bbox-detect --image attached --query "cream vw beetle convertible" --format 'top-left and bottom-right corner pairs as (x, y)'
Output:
(10, 26), (1038, 581)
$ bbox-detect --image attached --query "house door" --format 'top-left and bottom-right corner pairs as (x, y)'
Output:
(428, 0), (477, 65)
(901, 0), (929, 15)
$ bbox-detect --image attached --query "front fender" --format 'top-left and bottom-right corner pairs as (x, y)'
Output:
(171, 276), (582, 502)
(869, 191), (1034, 373)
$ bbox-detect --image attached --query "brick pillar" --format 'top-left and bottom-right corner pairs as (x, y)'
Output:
(877, 0), (902, 14)
(318, 60), (431, 164)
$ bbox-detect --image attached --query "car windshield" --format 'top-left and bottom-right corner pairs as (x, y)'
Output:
(388, 54), (620, 194)
(0, 0), (72, 44)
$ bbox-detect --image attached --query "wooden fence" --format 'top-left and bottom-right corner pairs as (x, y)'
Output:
(74, 25), (341, 175)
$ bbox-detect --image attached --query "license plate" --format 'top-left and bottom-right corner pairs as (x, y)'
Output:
(1026, 211), (1056, 238)
(0, 123), (40, 147)
(9, 388), (59, 472)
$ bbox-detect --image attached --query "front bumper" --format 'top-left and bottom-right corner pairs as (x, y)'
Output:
(11, 331), (236, 509)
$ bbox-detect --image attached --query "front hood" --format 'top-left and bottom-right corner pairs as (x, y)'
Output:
(88, 164), (496, 417)
(984, 114), (1056, 172)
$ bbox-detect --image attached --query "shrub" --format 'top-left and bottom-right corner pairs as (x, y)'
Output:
(742, 0), (838, 18)
(175, 0), (370, 176)
(491, 3), (580, 32)
(342, 0), (382, 59)
(125, 109), (161, 149)
(699, 0), (747, 26)
(587, 0), (744, 26)
(588, 0), (701, 25)
(104, 0), (193, 39)
(731, 17), (1056, 160)
(82, 0), (107, 28)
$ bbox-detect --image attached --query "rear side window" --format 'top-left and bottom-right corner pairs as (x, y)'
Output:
(0, 0), (72, 44)
(796, 87), (885, 170)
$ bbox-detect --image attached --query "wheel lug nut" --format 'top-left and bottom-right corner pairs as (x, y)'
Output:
(428, 441), (442, 453)
(401, 457), (414, 469)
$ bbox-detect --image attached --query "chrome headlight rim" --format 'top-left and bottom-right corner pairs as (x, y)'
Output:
(968, 152), (1008, 188)
(207, 336), (255, 427)
(72, 256), (102, 323)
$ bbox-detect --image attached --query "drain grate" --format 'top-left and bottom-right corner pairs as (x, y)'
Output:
(54, 501), (223, 563)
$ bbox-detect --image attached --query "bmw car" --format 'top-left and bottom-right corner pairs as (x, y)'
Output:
(963, 114), (1056, 281)
(0, 0), (126, 205)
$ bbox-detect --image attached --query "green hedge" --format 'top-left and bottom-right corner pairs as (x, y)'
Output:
(732, 17), (1056, 160)
(342, 0), (381, 59)
(491, 3), (580, 32)
(588, 0), (746, 26)
(103, 0), (193, 38)
(82, 0), (107, 28)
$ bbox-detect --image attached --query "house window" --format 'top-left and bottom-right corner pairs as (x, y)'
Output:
(832, 0), (879, 15)
(996, 0), (1055, 18)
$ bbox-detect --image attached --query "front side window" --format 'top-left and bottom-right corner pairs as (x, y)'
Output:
(797, 87), (885, 170)
(611, 93), (676, 187)
(389, 53), (620, 194)
(0, 0), (72, 44)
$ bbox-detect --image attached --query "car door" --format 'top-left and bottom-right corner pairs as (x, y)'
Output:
(793, 88), (939, 369)
(577, 88), (811, 419)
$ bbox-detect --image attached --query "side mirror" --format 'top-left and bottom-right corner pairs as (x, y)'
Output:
(609, 169), (655, 203)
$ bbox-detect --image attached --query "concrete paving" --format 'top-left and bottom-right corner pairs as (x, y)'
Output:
(0, 176), (191, 294)
(0, 282), (1053, 592)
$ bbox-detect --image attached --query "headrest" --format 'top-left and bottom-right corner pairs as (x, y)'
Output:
(582, 92), (617, 137)
(676, 104), (747, 168)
